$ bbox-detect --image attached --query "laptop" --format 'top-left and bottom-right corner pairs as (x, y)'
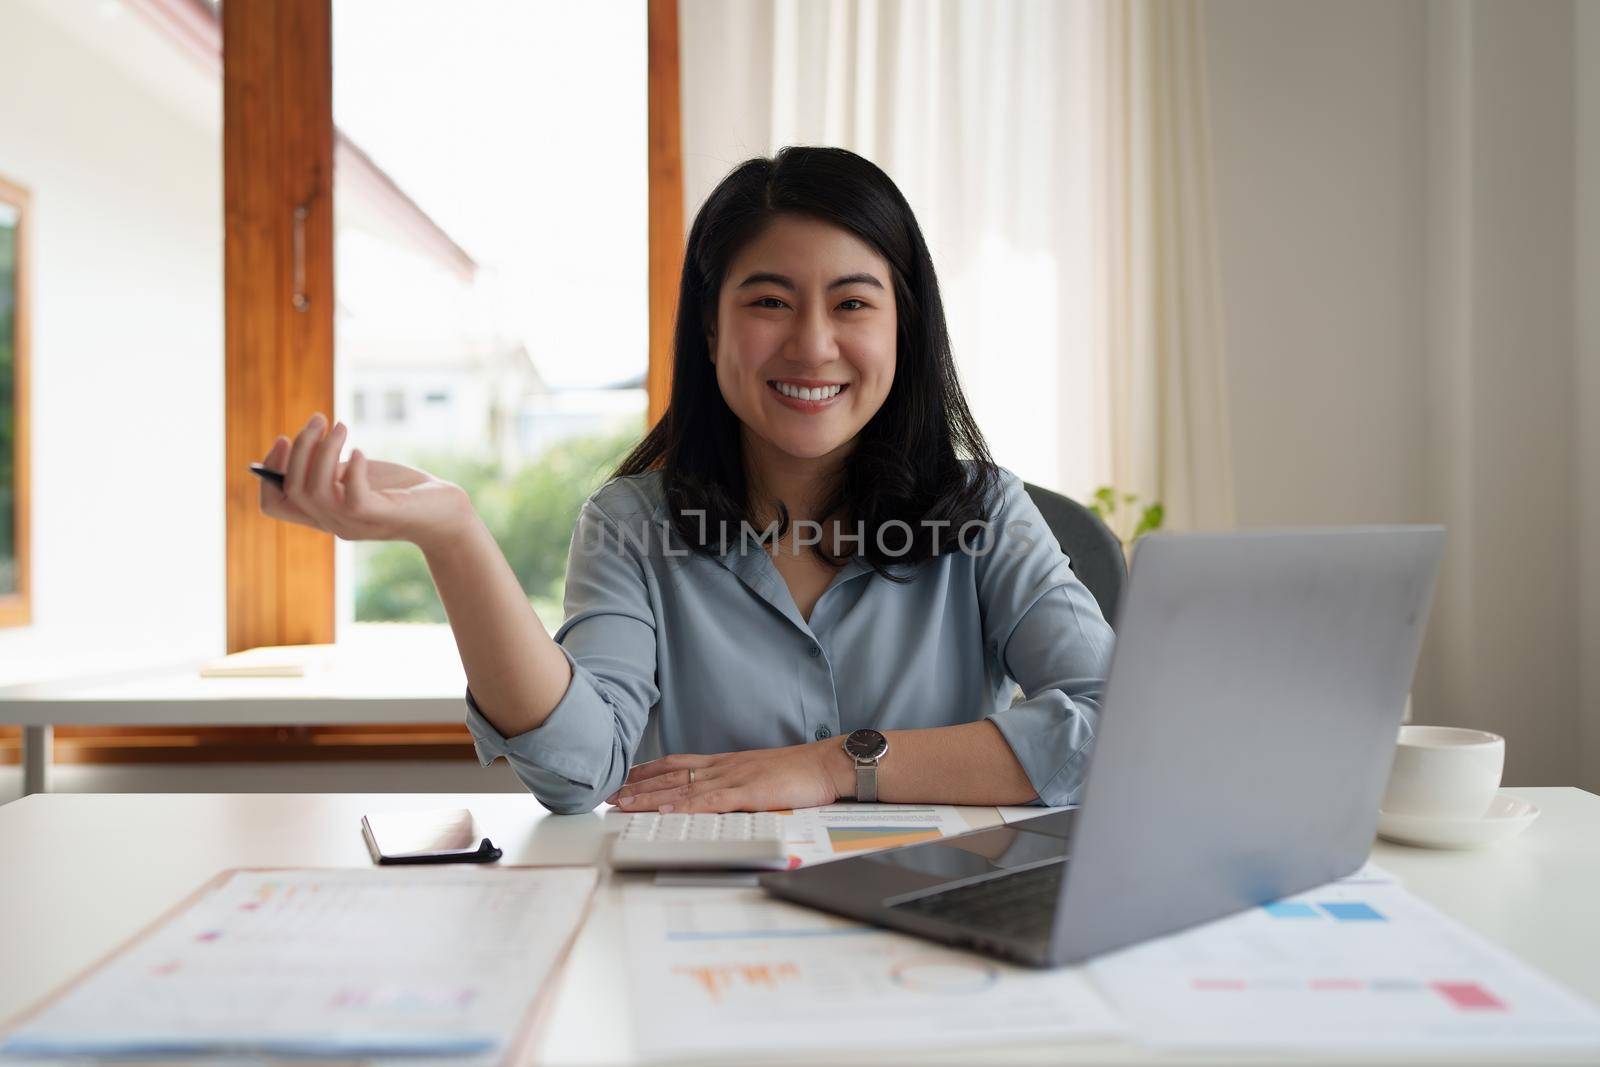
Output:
(759, 526), (1446, 967)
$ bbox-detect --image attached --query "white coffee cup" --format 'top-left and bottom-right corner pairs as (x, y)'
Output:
(1380, 725), (1504, 820)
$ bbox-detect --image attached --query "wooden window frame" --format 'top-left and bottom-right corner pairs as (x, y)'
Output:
(222, 0), (337, 656)
(0, 174), (31, 630)
(0, 175), (32, 765)
(30, 0), (683, 765)
(648, 0), (684, 427)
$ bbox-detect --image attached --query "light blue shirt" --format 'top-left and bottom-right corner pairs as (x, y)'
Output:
(463, 465), (1116, 814)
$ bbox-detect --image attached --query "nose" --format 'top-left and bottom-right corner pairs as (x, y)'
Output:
(787, 300), (838, 367)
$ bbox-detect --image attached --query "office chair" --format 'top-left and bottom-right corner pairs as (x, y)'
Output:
(1022, 482), (1126, 629)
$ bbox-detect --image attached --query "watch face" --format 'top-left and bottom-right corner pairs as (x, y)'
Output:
(844, 728), (888, 761)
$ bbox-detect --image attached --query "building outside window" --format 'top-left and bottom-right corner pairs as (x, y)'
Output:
(333, 1), (648, 633)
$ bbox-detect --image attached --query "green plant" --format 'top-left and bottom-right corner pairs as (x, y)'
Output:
(1088, 486), (1165, 549)
(353, 425), (642, 624)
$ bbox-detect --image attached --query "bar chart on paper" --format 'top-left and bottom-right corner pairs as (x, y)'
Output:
(776, 804), (968, 866)
(1237, 896), (1505, 1012)
(671, 962), (802, 1003)
(625, 887), (1126, 1058)
(1087, 882), (1600, 1051)
(825, 825), (944, 852)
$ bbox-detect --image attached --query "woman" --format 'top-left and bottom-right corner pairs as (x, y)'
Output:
(258, 146), (1114, 815)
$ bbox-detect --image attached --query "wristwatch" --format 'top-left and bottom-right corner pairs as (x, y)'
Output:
(844, 728), (889, 802)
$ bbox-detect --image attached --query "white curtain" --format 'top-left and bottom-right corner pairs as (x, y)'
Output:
(678, 0), (1233, 528)
(1092, 0), (1235, 530)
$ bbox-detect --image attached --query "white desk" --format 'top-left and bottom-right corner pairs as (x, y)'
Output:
(0, 634), (469, 796)
(1, 787), (1596, 1064)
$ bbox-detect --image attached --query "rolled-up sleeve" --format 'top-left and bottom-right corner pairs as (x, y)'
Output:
(976, 475), (1116, 806)
(463, 498), (659, 814)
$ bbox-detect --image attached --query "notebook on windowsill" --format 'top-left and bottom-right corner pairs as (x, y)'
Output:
(197, 643), (338, 678)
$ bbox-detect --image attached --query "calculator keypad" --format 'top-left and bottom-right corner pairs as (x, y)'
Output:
(611, 812), (788, 870)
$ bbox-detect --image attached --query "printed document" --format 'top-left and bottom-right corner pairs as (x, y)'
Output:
(624, 886), (1127, 1059)
(1087, 880), (1600, 1051)
(996, 804), (1074, 824)
(0, 866), (598, 1062)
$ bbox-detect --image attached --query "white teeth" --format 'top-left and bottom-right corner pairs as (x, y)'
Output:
(773, 382), (842, 401)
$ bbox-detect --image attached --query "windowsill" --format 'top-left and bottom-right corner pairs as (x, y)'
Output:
(0, 630), (224, 691)
(2, 621), (483, 765)
(0, 730), (478, 765)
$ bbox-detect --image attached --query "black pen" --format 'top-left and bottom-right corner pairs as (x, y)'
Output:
(248, 463), (286, 488)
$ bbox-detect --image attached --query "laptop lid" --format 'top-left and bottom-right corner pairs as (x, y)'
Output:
(1047, 525), (1445, 964)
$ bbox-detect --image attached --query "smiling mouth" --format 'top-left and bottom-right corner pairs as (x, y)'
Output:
(767, 380), (849, 404)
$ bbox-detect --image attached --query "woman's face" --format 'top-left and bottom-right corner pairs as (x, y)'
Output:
(709, 214), (898, 467)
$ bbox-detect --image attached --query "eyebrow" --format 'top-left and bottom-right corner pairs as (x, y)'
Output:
(735, 271), (885, 292)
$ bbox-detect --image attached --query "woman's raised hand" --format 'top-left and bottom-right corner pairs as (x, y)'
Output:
(258, 412), (470, 551)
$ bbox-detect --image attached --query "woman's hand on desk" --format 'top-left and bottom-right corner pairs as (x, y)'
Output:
(605, 740), (854, 813)
(258, 413), (471, 552)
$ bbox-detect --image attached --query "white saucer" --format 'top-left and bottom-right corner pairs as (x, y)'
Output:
(1377, 791), (1540, 850)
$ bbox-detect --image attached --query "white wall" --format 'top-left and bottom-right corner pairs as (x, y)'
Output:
(1206, 0), (1430, 529)
(1205, 0), (1591, 788)
(0, 0), (226, 684)
(1426, 0), (1579, 789)
(1577, 1), (1600, 794)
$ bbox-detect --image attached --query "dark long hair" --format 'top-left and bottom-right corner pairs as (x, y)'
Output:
(614, 145), (1000, 580)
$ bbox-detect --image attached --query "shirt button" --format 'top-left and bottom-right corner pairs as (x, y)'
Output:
(807, 642), (821, 658)
(814, 726), (833, 740)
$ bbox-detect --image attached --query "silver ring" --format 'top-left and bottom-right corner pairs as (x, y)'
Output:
(688, 768), (696, 785)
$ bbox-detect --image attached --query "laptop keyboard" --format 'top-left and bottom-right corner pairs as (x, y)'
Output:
(890, 861), (1065, 942)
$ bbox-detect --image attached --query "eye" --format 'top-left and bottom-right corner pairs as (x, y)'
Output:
(750, 297), (870, 311)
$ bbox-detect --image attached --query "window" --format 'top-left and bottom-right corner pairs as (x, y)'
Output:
(0, 176), (29, 629)
(332, 0), (649, 634)
(0, 0), (226, 764)
(0, 0), (223, 657)
(382, 388), (406, 423)
(1, 0), (683, 767)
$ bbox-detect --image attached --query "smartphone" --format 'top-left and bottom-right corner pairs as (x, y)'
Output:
(249, 463), (286, 488)
(361, 809), (504, 866)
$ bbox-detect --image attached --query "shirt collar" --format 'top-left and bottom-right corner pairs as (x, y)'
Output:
(711, 543), (880, 636)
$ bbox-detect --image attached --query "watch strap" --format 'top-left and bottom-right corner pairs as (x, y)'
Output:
(854, 759), (878, 803)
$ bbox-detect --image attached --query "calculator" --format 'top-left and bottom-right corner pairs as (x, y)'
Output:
(609, 812), (789, 870)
